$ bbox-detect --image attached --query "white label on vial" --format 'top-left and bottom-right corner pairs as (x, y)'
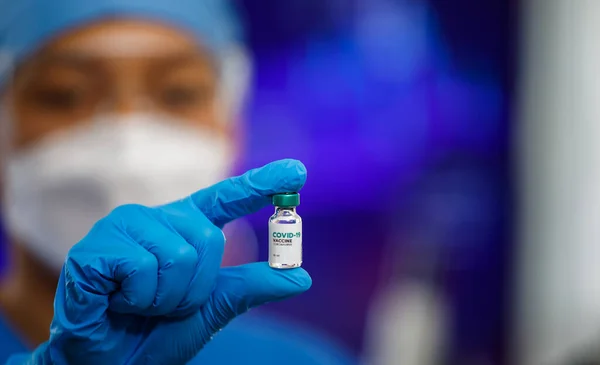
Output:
(269, 222), (302, 266)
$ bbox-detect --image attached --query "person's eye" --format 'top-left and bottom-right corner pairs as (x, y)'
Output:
(30, 86), (86, 111)
(159, 85), (211, 109)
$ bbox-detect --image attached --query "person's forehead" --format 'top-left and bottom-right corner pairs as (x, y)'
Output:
(42, 19), (212, 59)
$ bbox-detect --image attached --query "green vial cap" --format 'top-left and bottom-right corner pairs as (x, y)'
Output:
(272, 193), (300, 207)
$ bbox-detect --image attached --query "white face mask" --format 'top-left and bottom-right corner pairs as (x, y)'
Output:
(2, 114), (234, 271)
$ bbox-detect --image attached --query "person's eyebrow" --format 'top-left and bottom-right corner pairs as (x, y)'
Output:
(12, 50), (99, 87)
(150, 50), (219, 73)
(37, 49), (215, 69)
(29, 50), (100, 68)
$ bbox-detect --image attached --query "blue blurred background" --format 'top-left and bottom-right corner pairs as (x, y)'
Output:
(235, 0), (515, 363)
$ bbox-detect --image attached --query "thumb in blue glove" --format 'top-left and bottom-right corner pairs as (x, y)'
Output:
(22, 159), (311, 365)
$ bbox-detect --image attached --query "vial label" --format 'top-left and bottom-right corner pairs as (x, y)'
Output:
(268, 221), (302, 267)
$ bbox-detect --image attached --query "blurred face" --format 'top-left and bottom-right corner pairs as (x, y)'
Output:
(8, 19), (231, 149)
(0, 19), (252, 271)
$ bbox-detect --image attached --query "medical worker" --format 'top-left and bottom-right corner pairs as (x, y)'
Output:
(0, 0), (358, 364)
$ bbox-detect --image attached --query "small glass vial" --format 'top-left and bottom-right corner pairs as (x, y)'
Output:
(269, 193), (302, 269)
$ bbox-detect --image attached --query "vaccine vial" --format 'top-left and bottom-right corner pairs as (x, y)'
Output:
(269, 192), (302, 269)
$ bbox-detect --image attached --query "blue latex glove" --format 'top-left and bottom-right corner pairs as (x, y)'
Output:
(13, 159), (311, 365)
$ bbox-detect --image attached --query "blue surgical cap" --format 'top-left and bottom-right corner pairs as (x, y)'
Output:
(0, 0), (243, 69)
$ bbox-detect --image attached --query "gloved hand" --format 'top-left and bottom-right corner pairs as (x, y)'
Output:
(17, 159), (311, 365)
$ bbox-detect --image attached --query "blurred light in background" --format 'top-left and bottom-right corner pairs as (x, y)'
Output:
(516, 1), (600, 364)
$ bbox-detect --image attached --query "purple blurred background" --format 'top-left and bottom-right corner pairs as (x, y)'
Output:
(0, 0), (517, 363)
(236, 0), (516, 362)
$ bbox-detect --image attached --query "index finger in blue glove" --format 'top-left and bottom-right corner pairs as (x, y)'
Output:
(180, 159), (307, 228)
